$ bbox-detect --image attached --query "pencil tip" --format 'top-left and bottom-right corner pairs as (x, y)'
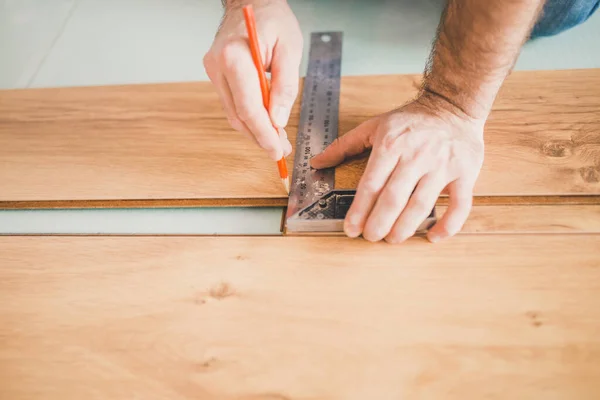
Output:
(282, 177), (290, 195)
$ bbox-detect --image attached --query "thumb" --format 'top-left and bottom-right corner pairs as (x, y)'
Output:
(269, 40), (302, 129)
(310, 118), (378, 169)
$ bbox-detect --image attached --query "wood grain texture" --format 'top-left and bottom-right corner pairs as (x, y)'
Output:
(1, 69), (599, 207)
(1, 235), (600, 399)
(448, 204), (600, 233)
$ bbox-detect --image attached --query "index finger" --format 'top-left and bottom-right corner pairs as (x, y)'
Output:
(222, 43), (283, 161)
(343, 135), (402, 238)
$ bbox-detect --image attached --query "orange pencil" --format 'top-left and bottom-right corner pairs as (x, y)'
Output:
(242, 4), (290, 194)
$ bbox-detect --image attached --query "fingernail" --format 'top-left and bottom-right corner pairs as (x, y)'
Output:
(345, 225), (359, 238)
(284, 140), (293, 156)
(348, 214), (361, 226)
(278, 127), (288, 139)
(344, 216), (361, 238)
(428, 234), (441, 243)
(272, 106), (290, 128)
(277, 130), (292, 156)
(270, 148), (283, 161)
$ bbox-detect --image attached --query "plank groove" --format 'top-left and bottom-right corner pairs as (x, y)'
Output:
(1, 236), (599, 399)
(0, 194), (598, 210)
(1, 69), (599, 207)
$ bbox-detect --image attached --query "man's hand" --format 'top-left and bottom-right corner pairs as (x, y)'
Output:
(311, 0), (545, 244)
(311, 95), (485, 244)
(203, 0), (303, 161)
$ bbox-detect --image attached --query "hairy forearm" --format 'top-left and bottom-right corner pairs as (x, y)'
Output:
(422, 0), (545, 120)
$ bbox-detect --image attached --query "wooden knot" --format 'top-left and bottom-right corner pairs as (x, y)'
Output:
(198, 357), (219, 370)
(526, 311), (543, 327)
(541, 140), (573, 158)
(579, 166), (600, 183)
(209, 282), (235, 300)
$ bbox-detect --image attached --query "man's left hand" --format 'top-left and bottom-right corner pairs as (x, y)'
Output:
(310, 94), (485, 244)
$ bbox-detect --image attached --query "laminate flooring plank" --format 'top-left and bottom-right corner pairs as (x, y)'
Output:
(444, 204), (600, 234)
(1, 69), (599, 206)
(1, 235), (600, 399)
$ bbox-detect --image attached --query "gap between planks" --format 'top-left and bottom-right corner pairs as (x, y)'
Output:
(1, 204), (598, 236)
(1, 195), (599, 210)
(0, 197), (598, 235)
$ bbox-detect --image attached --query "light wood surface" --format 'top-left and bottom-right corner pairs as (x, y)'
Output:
(1, 236), (599, 399)
(446, 204), (600, 234)
(1, 69), (599, 207)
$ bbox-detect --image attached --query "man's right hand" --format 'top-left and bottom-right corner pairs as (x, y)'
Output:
(203, 0), (303, 161)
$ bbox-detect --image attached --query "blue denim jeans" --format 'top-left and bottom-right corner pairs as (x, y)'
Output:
(531, 0), (599, 38)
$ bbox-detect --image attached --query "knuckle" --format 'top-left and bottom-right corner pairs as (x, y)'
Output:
(203, 50), (214, 67)
(379, 132), (400, 154)
(411, 195), (431, 214)
(219, 42), (243, 69)
(203, 54), (217, 78)
(381, 119), (398, 133)
(380, 190), (402, 209)
(202, 53), (211, 70)
(360, 179), (381, 196)
(381, 116), (406, 133)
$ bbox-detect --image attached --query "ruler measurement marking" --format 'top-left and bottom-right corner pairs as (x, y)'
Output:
(286, 32), (343, 221)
